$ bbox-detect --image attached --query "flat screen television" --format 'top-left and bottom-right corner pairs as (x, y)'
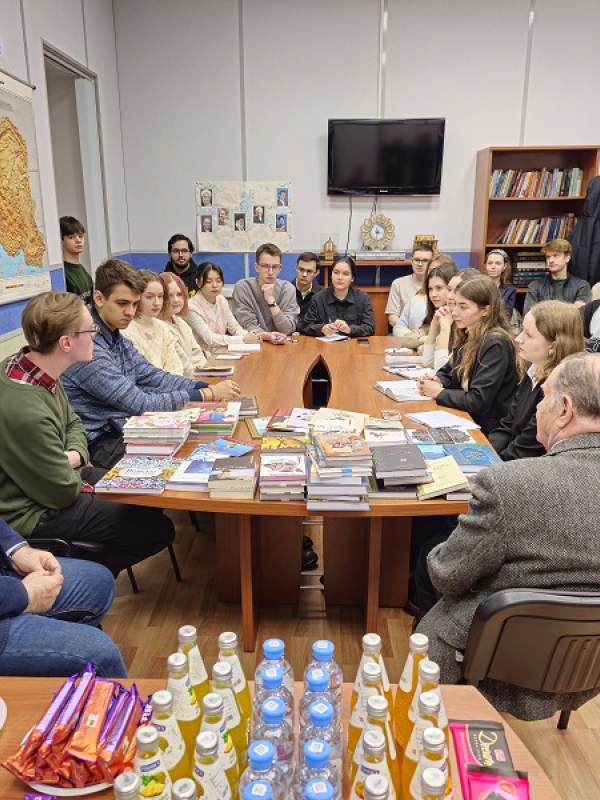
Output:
(327, 118), (445, 196)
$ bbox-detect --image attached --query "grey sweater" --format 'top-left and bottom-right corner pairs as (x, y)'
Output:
(232, 277), (299, 334)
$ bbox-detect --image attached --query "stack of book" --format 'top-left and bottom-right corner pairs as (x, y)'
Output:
(207, 454), (259, 500)
(363, 417), (407, 447)
(122, 412), (191, 456)
(188, 401), (241, 440)
(311, 407), (368, 434)
(514, 251), (547, 289)
(498, 213), (577, 246)
(370, 442), (431, 496)
(307, 431), (372, 511)
(259, 436), (307, 501)
(237, 396), (259, 419)
(95, 455), (182, 495)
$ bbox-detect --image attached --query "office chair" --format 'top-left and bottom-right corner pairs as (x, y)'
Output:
(462, 588), (600, 729)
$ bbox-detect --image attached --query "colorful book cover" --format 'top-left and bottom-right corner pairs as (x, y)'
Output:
(443, 444), (501, 468)
(314, 432), (371, 459)
(312, 407), (368, 433)
(95, 456), (182, 494)
(260, 435), (308, 453)
(168, 459), (214, 486)
(260, 454), (306, 481)
(266, 408), (294, 431)
(246, 417), (271, 438)
(212, 438), (256, 456)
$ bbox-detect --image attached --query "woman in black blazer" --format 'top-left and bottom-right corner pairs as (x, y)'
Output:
(488, 300), (584, 460)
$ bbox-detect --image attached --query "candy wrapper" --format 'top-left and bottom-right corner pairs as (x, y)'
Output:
(98, 684), (143, 782)
(466, 764), (530, 799)
(450, 719), (514, 799)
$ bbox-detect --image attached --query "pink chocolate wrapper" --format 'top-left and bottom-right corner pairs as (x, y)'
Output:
(450, 719), (515, 799)
(466, 765), (530, 799)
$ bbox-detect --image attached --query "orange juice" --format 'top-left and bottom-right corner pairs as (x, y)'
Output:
(166, 652), (201, 768)
(400, 690), (440, 800)
(409, 726), (453, 799)
(200, 692), (240, 796)
(218, 632), (252, 751)
(394, 632), (428, 757)
(178, 625), (210, 707)
(352, 695), (399, 798)
(211, 660), (248, 771)
(350, 729), (394, 800)
(407, 660), (450, 748)
(150, 690), (190, 784)
(348, 661), (384, 764)
(351, 633), (394, 714)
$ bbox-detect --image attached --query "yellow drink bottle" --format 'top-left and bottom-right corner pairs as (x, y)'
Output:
(350, 729), (394, 800)
(171, 777), (197, 800)
(133, 725), (172, 800)
(347, 661), (383, 764)
(211, 660), (249, 771)
(192, 731), (232, 799)
(400, 691), (441, 800)
(351, 633), (393, 714)
(178, 624), (210, 707)
(409, 727), (453, 799)
(113, 770), (142, 800)
(200, 691), (240, 796)
(421, 766), (448, 799)
(218, 631), (252, 749)
(352, 696), (399, 799)
(364, 773), (390, 800)
(394, 633), (428, 757)
(166, 652), (202, 768)
(407, 660), (450, 748)
(150, 689), (190, 784)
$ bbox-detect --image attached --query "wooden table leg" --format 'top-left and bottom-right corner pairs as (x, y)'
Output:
(366, 516), (382, 633)
(239, 514), (257, 651)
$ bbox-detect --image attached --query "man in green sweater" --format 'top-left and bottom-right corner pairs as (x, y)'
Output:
(0, 291), (174, 576)
(60, 216), (93, 304)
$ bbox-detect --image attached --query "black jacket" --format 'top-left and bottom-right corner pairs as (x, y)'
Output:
(487, 373), (545, 461)
(164, 260), (198, 296)
(436, 332), (519, 435)
(293, 279), (324, 324)
(568, 175), (600, 287)
(301, 286), (375, 337)
(580, 299), (600, 338)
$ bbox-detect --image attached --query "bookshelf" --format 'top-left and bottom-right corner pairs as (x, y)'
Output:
(471, 145), (600, 271)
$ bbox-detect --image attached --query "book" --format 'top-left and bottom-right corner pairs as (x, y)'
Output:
(245, 417), (271, 438)
(237, 396), (259, 418)
(266, 408), (295, 431)
(260, 454), (307, 484)
(446, 473), (478, 500)
(404, 410), (480, 430)
(313, 432), (372, 463)
(367, 475), (418, 499)
(227, 342), (261, 352)
(374, 379), (428, 403)
(364, 428), (407, 446)
(196, 365), (235, 376)
(286, 407), (317, 430)
(365, 417), (405, 430)
(416, 456), (469, 500)
(406, 427), (476, 445)
(208, 455), (258, 496)
(312, 407), (368, 433)
(382, 365), (432, 379)
(371, 443), (428, 478)
(94, 456), (182, 495)
(125, 439), (185, 457)
(306, 497), (370, 512)
(442, 443), (501, 473)
(260, 435), (308, 453)
(211, 437), (256, 457)
(167, 458), (213, 490)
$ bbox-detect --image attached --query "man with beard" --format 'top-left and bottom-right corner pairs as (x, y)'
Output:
(164, 233), (199, 297)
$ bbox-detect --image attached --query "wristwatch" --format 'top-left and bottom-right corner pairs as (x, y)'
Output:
(267, 301), (277, 308)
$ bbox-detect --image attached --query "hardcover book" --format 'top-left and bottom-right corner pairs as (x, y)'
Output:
(416, 456), (469, 500)
(442, 443), (501, 473)
(313, 432), (372, 461)
(260, 435), (308, 453)
(370, 443), (428, 478)
(259, 454), (306, 482)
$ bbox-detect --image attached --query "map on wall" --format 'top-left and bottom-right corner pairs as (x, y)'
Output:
(196, 181), (292, 253)
(0, 69), (50, 307)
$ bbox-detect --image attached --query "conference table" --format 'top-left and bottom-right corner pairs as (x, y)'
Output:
(0, 678), (561, 799)
(111, 336), (481, 651)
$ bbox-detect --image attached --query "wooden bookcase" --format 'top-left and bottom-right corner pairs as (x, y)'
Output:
(471, 145), (600, 271)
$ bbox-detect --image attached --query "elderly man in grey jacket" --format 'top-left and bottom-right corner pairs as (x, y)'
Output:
(417, 352), (600, 719)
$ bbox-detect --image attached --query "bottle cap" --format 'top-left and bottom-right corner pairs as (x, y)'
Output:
(409, 632), (429, 653)
(261, 665), (284, 690)
(195, 730), (218, 757)
(113, 771), (142, 800)
(362, 661), (382, 683)
(421, 767), (447, 796)
(419, 659), (440, 684)
(362, 729), (385, 757)
(151, 689), (173, 714)
(362, 633), (382, 653)
(135, 725), (159, 751)
(172, 777), (198, 800)
(202, 692), (224, 716)
(305, 779), (334, 800)
(263, 638), (285, 659)
(212, 661), (233, 682)
(419, 690), (441, 715)
(304, 738), (331, 769)
(248, 740), (275, 769)
(364, 773), (390, 800)
(308, 700), (333, 727)
(312, 640), (334, 662)
(306, 667), (329, 692)
(422, 727), (446, 753)
(167, 652), (187, 673)
(261, 696), (285, 724)
(178, 625), (198, 644)
(243, 781), (273, 800)
(366, 695), (388, 718)
(219, 631), (238, 649)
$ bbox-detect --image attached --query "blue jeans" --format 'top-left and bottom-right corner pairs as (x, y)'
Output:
(0, 558), (127, 677)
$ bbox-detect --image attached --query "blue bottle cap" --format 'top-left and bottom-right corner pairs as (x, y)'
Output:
(305, 778), (334, 800)
(263, 638), (285, 659)
(308, 700), (333, 727)
(243, 780), (273, 800)
(261, 665), (284, 690)
(312, 640), (334, 662)
(262, 696), (285, 724)
(248, 740), (275, 769)
(306, 667), (330, 692)
(304, 738), (331, 769)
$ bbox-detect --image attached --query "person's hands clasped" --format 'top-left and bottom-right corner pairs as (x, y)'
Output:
(22, 571), (64, 614)
(243, 331), (261, 344)
(419, 375), (444, 399)
(212, 379), (241, 401)
(10, 545), (61, 577)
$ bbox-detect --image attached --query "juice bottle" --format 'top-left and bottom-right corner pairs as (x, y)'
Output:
(255, 638), (295, 692)
(178, 624), (210, 706)
(409, 727), (453, 799)
(350, 729), (393, 800)
(211, 660), (249, 770)
(192, 730), (232, 799)
(200, 691), (240, 796)
(407, 660), (449, 748)
(166, 652), (202, 767)
(394, 633), (428, 757)
(113, 770), (141, 799)
(351, 695), (399, 798)
(347, 662), (383, 764)
(133, 725), (172, 800)
(171, 777), (197, 800)
(364, 773), (390, 800)
(218, 631), (252, 746)
(421, 767), (447, 799)
(400, 691), (441, 800)
(351, 633), (393, 713)
(150, 689), (190, 783)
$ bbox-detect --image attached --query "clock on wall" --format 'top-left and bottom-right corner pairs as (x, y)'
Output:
(360, 214), (395, 250)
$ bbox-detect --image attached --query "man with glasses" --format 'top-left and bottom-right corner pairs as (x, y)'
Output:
(232, 242), (299, 336)
(291, 251), (323, 327)
(385, 243), (435, 328)
(165, 233), (199, 297)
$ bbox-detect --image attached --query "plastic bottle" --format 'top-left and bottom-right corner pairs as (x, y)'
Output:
(178, 624), (210, 706)
(192, 730), (232, 799)
(364, 773), (390, 800)
(351, 695), (399, 797)
(394, 633), (429, 756)
(292, 739), (342, 800)
(252, 697), (295, 787)
(243, 781), (274, 800)
(200, 691), (240, 796)
(350, 729), (394, 800)
(218, 631), (252, 745)
(113, 770), (141, 800)
(407, 660), (449, 748)
(133, 725), (172, 800)
(299, 668), (340, 734)
(305, 778), (334, 800)
(166, 651), (202, 767)
(304, 641), (343, 706)
(150, 689), (189, 784)
(211, 660), (249, 770)
(171, 777), (197, 800)
(239, 740), (283, 800)
(409, 726), (453, 799)
(421, 767), (448, 799)
(347, 662), (385, 764)
(298, 701), (343, 776)
(255, 637), (295, 692)
(351, 633), (393, 712)
(253, 665), (294, 727)
(400, 691), (441, 800)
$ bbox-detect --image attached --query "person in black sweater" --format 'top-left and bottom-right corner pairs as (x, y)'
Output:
(484, 248), (516, 319)
(418, 275), (520, 435)
(488, 300), (584, 460)
(164, 233), (199, 297)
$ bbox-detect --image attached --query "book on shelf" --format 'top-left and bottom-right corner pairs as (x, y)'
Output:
(416, 455), (470, 501)
(490, 166), (583, 199)
(373, 379), (427, 403)
(95, 456), (182, 495)
(498, 214), (577, 245)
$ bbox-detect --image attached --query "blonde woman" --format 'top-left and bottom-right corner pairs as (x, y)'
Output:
(159, 271), (207, 376)
(393, 262), (457, 349)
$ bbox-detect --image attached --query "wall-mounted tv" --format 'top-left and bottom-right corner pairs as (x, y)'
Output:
(327, 118), (445, 196)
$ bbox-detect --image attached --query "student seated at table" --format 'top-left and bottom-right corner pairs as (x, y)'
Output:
(392, 261), (458, 349)
(484, 248), (516, 319)
(523, 238), (591, 315)
(0, 515), (126, 677)
(159, 271), (207, 377)
(418, 276), (521, 435)
(385, 244), (434, 328)
(488, 301), (584, 460)
(186, 262), (261, 354)
(301, 255), (376, 338)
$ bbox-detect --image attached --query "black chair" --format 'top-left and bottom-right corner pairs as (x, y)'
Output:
(462, 588), (600, 729)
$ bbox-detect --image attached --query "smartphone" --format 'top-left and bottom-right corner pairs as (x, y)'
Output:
(357, 337), (370, 344)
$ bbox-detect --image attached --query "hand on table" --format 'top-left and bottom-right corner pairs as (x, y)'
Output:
(243, 331), (261, 344)
(212, 379), (241, 401)
(419, 376), (444, 399)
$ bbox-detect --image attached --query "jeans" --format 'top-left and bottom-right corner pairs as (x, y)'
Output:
(0, 558), (127, 677)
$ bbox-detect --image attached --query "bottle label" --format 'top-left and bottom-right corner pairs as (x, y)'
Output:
(221, 653), (247, 692)
(405, 719), (433, 764)
(134, 754), (171, 800)
(181, 643), (208, 686)
(399, 653), (414, 692)
(193, 759), (232, 799)
(167, 674), (200, 722)
(349, 686), (378, 727)
(217, 687), (241, 729)
(151, 713), (187, 770)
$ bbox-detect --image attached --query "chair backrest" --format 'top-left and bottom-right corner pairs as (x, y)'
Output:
(463, 589), (600, 693)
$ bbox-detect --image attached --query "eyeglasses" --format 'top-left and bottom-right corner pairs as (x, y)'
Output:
(258, 263), (282, 272)
(412, 258), (432, 266)
(171, 248), (191, 255)
(72, 323), (100, 337)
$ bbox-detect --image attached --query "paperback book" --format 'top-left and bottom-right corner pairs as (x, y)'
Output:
(95, 456), (182, 495)
(416, 455), (470, 500)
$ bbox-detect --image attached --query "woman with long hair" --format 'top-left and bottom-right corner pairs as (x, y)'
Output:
(488, 300), (584, 460)
(418, 275), (521, 434)
(484, 249), (516, 318)
(392, 261), (458, 349)
(159, 271), (207, 376)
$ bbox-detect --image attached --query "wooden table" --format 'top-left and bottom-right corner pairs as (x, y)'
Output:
(108, 337), (481, 651)
(0, 678), (561, 799)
